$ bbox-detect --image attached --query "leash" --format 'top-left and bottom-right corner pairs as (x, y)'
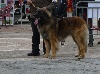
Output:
(31, 2), (35, 7)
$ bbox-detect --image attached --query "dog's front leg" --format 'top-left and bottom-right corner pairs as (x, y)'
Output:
(43, 39), (51, 58)
(50, 38), (59, 59)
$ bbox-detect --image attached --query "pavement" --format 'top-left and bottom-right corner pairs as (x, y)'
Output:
(0, 23), (100, 74)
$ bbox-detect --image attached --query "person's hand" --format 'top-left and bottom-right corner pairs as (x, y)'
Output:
(27, 0), (32, 5)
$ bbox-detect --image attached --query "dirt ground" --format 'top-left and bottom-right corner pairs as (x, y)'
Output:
(0, 24), (100, 74)
(0, 25), (32, 33)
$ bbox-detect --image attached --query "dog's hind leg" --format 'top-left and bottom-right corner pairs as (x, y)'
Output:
(44, 39), (51, 58)
(72, 33), (87, 59)
(78, 40), (87, 59)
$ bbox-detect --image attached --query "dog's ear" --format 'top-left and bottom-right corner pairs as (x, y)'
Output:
(34, 8), (52, 17)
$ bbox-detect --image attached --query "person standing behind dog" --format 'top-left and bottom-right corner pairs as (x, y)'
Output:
(42, 0), (67, 43)
(27, 0), (55, 56)
(53, 0), (67, 45)
(57, 0), (67, 17)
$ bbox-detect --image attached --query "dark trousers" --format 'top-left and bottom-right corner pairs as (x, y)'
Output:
(31, 18), (46, 53)
(31, 18), (40, 52)
(53, 0), (67, 17)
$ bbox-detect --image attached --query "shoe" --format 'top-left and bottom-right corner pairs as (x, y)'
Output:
(27, 52), (40, 56)
(61, 40), (65, 45)
(43, 50), (46, 55)
(98, 41), (100, 44)
(61, 42), (64, 45)
(43, 48), (46, 55)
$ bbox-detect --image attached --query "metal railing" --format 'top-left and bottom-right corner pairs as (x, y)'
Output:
(76, 1), (100, 47)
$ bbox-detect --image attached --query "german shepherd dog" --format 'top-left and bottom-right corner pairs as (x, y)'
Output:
(34, 9), (88, 59)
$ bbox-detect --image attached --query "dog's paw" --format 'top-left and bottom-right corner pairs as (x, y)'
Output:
(50, 55), (56, 59)
(43, 54), (49, 58)
(78, 55), (85, 59)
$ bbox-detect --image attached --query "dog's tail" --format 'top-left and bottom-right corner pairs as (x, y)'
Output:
(83, 24), (88, 53)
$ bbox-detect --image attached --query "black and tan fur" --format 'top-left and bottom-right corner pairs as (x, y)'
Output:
(34, 9), (88, 59)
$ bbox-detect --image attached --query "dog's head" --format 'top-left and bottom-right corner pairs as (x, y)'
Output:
(34, 9), (52, 25)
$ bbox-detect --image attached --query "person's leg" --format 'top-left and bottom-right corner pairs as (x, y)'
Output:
(27, 18), (40, 56)
(67, 12), (72, 17)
